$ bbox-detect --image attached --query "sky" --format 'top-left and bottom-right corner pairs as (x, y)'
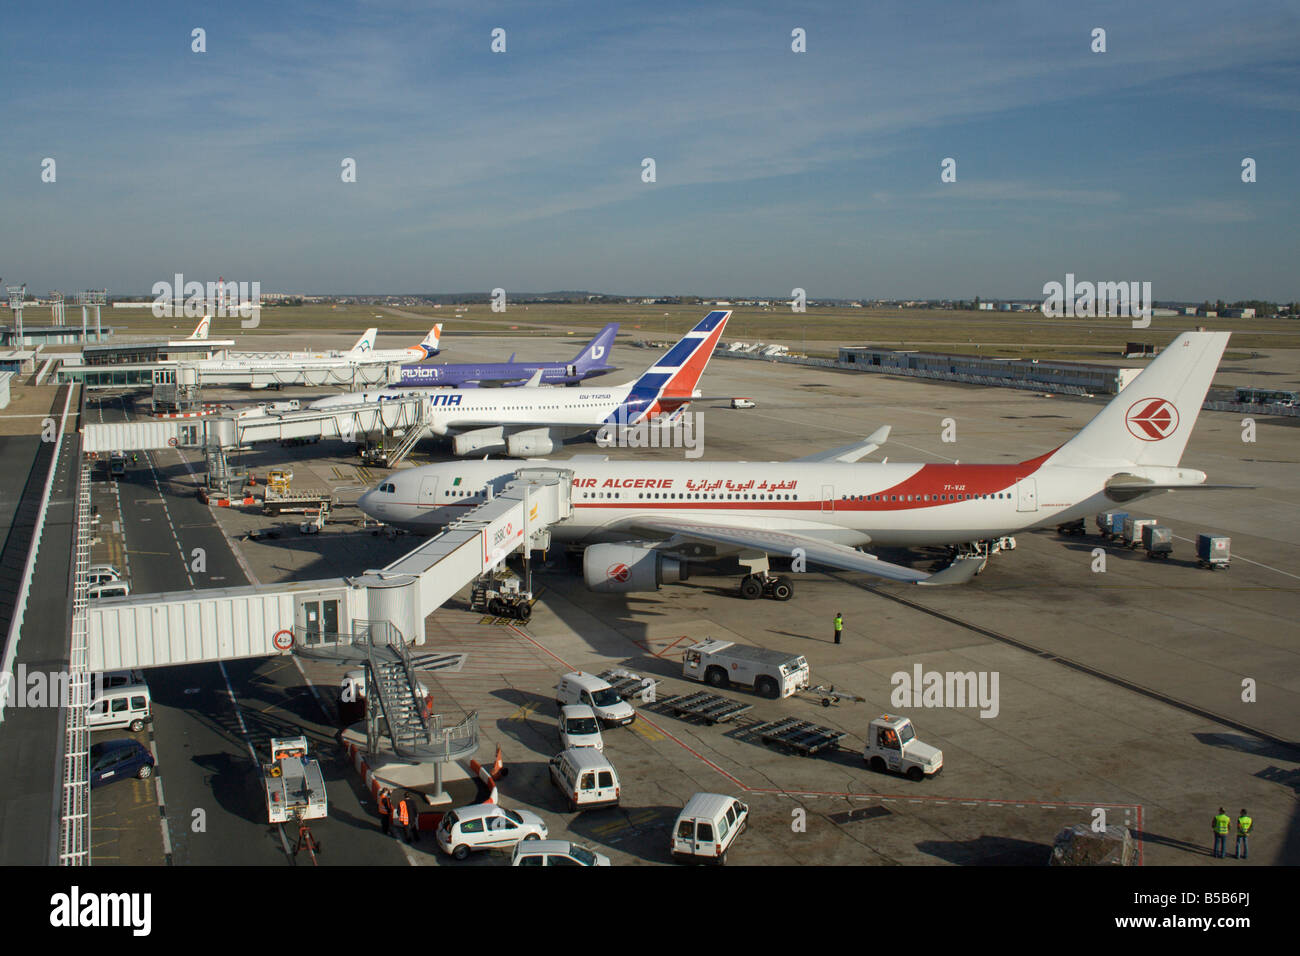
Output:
(1, 0), (1297, 301)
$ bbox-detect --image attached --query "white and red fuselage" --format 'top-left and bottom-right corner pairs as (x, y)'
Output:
(358, 454), (1205, 549)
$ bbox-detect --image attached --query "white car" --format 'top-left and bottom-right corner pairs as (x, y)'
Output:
(558, 705), (604, 751)
(512, 840), (611, 867)
(436, 804), (548, 860)
(87, 564), (123, 586)
(730, 398), (756, 409)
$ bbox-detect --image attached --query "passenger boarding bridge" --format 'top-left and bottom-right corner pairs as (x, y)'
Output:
(86, 465), (574, 762)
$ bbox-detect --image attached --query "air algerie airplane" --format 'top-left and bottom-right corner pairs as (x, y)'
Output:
(359, 331), (1237, 599)
(315, 310), (731, 456)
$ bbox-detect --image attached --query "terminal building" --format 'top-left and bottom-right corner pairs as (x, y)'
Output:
(837, 347), (1140, 395)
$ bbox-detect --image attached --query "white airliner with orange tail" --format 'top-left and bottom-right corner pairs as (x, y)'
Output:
(359, 331), (1235, 597)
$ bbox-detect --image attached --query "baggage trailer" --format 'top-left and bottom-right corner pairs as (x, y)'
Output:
(1142, 524), (1173, 559)
(263, 736), (328, 825)
(1095, 512), (1127, 541)
(1121, 516), (1156, 549)
(682, 639), (811, 699)
(664, 691), (753, 725)
(752, 717), (845, 755)
(597, 668), (661, 704)
(1196, 534), (1230, 569)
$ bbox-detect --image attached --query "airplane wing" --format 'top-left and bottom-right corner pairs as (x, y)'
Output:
(625, 515), (981, 586)
(794, 426), (890, 463)
(522, 368), (546, 388)
(1103, 478), (1255, 502)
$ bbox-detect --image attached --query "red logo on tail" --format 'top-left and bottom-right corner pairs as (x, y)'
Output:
(1125, 398), (1179, 441)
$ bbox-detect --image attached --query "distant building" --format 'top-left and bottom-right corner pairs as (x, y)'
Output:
(1223, 308), (1256, 319)
(977, 302), (995, 310)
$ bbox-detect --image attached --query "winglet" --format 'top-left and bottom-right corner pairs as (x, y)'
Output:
(794, 425), (892, 463)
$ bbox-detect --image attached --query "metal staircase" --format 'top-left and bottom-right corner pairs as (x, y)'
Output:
(379, 402), (427, 468)
(294, 619), (478, 765)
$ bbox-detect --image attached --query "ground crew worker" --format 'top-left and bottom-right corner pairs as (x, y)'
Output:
(1212, 807), (1231, 858)
(376, 788), (392, 836)
(395, 792), (411, 842)
(834, 612), (843, 645)
(402, 792), (420, 844)
(1236, 809), (1252, 859)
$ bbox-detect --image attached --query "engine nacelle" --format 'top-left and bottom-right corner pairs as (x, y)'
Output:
(583, 544), (688, 593)
(452, 427), (505, 456)
(506, 428), (558, 457)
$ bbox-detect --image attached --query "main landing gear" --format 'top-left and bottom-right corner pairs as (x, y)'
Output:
(738, 572), (794, 601)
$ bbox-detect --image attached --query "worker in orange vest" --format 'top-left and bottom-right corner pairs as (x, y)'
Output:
(376, 788), (393, 836)
(401, 791), (420, 844)
(395, 792), (411, 841)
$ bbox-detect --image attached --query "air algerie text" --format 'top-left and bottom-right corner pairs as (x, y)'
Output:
(574, 478), (673, 489)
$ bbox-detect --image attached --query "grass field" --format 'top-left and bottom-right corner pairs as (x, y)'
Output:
(20, 302), (1300, 361)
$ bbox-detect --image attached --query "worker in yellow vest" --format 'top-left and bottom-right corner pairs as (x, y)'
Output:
(1212, 807), (1231, 858)
(834, 613), (843, 645)
(1235, 809), (1252, 860)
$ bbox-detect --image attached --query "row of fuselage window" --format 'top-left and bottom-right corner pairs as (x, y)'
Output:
(439, 488), (1014, 503)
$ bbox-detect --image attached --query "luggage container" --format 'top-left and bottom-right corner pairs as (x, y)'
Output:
(1196, 534), (1230, 570)
(1121, 516), (1155, 549)
(1142, 524), (1173, 559)
(1096, 511), (1128, 540)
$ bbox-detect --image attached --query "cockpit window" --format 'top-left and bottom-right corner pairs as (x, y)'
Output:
(379, 483), (395, 493)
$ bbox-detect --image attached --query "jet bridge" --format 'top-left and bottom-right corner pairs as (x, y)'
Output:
(80, 395), (428, 453)
(86, 466), (573, 672)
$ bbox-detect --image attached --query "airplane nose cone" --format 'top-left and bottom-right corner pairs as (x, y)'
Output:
(357, 489), (376, 516)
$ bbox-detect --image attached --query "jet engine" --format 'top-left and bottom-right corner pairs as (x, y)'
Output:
(505, 428), (558, 457)
(451, 427), (506, 456)
(583, 544), (688, 593)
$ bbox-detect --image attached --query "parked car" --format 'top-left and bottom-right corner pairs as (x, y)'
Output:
(512, 840), (611, 866)
(436, 804), (548, 860)
(671, 793), (748, 865)
(90, 739), (155, 788)
(558, 705), (604, 751)
(549, 748), (621, 812)
(88, 580), (131, 600)
(554, 672), (635, 726)
(87, 684), (152, 733)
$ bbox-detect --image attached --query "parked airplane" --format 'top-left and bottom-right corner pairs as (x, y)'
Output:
(189, 316), (211, 340)
(351, 325), (442, 363)
(359, 330), (1234, 597)
(395, 323), (618, 388)
(315, 311), (730, 456)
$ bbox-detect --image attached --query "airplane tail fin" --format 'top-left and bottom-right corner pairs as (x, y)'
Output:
(1047, 331), (1230, 469)
(349, 328), (378, 354)
(189, 315), (211, 340)
(611, 311), (730, 424)
(417, 324), (442, 357)
(574, 323), (619, 368)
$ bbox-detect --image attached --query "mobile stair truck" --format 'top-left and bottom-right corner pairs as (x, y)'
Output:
(263, 736), (328, 861)
(682, 640), (811, 699)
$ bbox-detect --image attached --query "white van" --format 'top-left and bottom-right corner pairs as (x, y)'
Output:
(87, 684), (152, 733)
(88, 580), (131, 600)
(554, 672), (635, 727)
(558, 705), (604, 751)
(86, 565), (123, 587)
(549, 748), (620, 812)
(671, 793), (748, 865)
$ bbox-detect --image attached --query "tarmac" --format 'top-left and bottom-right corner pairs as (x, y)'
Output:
(27, 328), (1300, 865)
